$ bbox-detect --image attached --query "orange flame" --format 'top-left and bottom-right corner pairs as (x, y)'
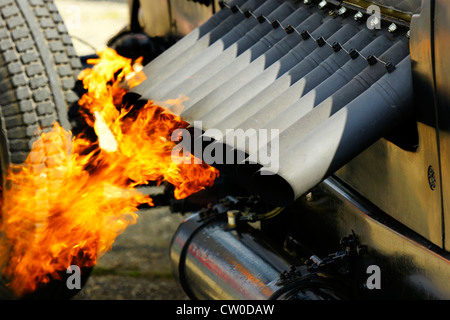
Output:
(0, 48), (218, 296)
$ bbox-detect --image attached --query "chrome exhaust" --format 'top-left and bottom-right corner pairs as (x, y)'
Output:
(170, 208), (348, 300)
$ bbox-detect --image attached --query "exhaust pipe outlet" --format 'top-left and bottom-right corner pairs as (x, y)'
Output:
(251, 56), (414, 207)
(170, 210), (347, 300)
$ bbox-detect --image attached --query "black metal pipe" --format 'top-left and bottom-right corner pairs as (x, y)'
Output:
(251, 56), (414, 206)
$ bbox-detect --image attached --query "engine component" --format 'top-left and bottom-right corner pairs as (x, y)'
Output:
(131, 0), (414, 207)
(170, 209), (351, 300)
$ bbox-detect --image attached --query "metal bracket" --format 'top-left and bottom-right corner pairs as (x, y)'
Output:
(305, 232), (367, 272)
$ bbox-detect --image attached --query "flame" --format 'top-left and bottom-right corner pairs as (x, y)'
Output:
(0, 48), (219, 296)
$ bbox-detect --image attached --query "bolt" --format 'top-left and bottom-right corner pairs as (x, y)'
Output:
(354, 11), (364, 21)
(340, 234), (356, 247)
(385, 62), (396, 73)
(318, 0), (328, 9)
(300, 30), (310, 40)
(356, 245), (367, 255)
(428, 165), (437, 191)
(367, 55), (377, 65)
(227, 210), (240, 228)
(338, 6), (347, 16)
(348, 48), (359, 59)
(388, 23), (398, 33)
(368, 16), (380, 29)
(332, 42), (342, 52)
(316, 36), (326, 47)
(285, 25), (295, 34)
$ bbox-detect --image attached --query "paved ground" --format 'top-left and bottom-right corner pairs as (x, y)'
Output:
(53, 0), (189, 300)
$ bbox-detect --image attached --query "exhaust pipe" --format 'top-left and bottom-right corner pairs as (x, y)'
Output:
(170, 210), (347, 300)
(132, 0), (263, 95)
(234, 38), (409, 189)
(145, 1), (297, 101)
(251, 56), (414, 207)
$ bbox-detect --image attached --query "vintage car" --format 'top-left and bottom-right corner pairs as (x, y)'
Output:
(122, 0), (450, 300)
(0, 0), (449, 300)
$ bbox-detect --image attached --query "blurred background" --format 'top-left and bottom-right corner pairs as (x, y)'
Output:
(54, 0), (188, 300)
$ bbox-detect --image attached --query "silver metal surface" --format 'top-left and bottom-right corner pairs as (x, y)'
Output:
(252, 56), (414, 202)
(145, 1), (296, 102)
(199, 22), (360, 129)
(169, 213), (292, 299)
(160, 6), (312, 102)
(180, 11), (324, 115)
(215, 28), (383, 133)
(133, 0), (261, 95)
(132, 0), (444, 250)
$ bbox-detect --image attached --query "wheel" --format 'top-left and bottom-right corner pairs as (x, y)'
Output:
(0, 0), (87, 299)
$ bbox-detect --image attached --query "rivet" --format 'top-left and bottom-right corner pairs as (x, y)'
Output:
(318, 0), (328, 9)
(354, 11), (364, 21)
(388, 23), (398, 33)
(338, 6), (347, 16)
(285, 25), (295, 34)
(385, 62), (396, 73)
(271, 20), (280, 28)
(332, 42), (342, 52)
(367, 55), (377, 65)
(300, 30), (310, 40)
(348, 48), (359, 59)
(316, 36), (326, 47)
(428, 165), (437, 191)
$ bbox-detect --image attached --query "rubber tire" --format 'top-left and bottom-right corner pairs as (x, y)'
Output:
(0, 0), (87, 299)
